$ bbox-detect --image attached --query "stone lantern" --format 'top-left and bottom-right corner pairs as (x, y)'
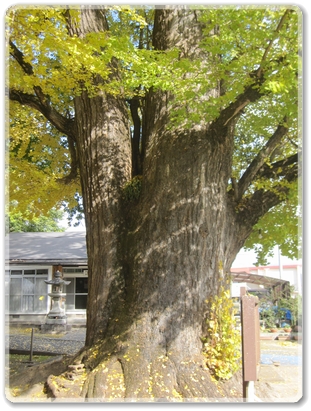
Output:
(44, 270), (71, 327)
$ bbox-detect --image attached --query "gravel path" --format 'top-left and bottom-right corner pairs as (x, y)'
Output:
(6, 328), (86, 356)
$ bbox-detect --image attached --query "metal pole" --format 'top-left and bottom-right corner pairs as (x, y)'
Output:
(278, 245), (283, 280)
(29, 328), (34, 363)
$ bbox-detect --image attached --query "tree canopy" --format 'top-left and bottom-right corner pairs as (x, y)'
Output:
(6, 5), (301, 262)
(6, 206), (65, 233)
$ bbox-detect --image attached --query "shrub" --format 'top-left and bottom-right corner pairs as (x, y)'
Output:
(202, 287), (241, 380)
(122, 175), (142, 201)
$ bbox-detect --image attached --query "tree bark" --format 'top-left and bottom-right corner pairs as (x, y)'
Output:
(66, 7), (132, 346)
(46, 7), (245, 401)
(74, 90), (132, 347)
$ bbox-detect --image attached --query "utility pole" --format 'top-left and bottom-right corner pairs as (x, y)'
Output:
(278, 245), (283, 280)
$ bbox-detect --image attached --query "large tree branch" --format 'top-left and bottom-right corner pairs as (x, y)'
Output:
(257, 153), (299, 179)
(236, 119), (289, 200)
(10, 88), (79, 183)
(9, 88), (75, 138)
(56, 137), (79, 184)
(9, 40), (34, 75)
(211, 10), (293, 131)
(239, 189), (286, 229)
(235, 157), (299, 230)
(212, 76), (264, 131)
(9, 41), (75, 135)
(256, 9), (293, 79)
(10, 88), (79, 184)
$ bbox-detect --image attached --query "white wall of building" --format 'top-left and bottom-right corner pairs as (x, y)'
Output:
(232, 246), (302, 295)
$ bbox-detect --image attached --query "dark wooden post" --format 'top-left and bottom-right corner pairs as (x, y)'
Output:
(240, 287), (260, 402)
(29, 327), (34, 363)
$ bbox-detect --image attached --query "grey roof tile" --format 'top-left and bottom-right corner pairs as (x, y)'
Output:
(5, 232), (87, 265)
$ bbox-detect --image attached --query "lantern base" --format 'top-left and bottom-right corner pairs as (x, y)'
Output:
(46, 316), (67, 325)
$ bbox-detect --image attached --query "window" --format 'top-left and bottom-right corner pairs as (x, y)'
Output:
(6, 268), (49, 314)
(63, 268), (85, 274)
(62, 267), (88, 311)
(63, 277), (88, 310)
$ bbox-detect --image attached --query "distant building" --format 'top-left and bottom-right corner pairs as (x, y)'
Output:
(5, 232), (87, 326)
(231, 264), (302, 298)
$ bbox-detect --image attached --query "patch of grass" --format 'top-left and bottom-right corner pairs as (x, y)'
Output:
(7, 326), (65, 338)
(10, 353), (54, 362)
(6, 354), (56, 380)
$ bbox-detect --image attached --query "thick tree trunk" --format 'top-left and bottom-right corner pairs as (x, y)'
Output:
(47, 7), (244, 401)
(48, 110), (243, 399)
(69, 8), (133, 346)
(106, 116), (241, 401)
(74, 91), (132, 347)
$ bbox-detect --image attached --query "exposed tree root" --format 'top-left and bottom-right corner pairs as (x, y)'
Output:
(46, 345), (242, 402)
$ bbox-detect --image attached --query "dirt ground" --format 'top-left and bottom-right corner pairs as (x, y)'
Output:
(5, 353), (73, 401)
(5, 338), (303, 403)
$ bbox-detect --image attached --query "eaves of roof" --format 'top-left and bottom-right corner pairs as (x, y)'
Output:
(231, 270), (290, 289)
(6, 259), (88, 266)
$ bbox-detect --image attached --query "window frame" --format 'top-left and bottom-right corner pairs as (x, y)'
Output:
(5, 265), (51, 314)
(63, 267), (88, 312)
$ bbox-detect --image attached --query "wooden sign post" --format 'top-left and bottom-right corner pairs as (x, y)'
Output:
(240, 287), (260, 402)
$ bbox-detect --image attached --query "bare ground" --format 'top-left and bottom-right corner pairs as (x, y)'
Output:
(6, 356), (301, 403)
(5, 338), (302, 403)
(5, 354), (73, 402)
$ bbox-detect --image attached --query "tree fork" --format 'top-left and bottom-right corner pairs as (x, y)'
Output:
(64, 8), (243, 400)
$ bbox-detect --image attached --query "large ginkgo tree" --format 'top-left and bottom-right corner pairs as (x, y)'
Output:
(7, 5), (301, 401)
